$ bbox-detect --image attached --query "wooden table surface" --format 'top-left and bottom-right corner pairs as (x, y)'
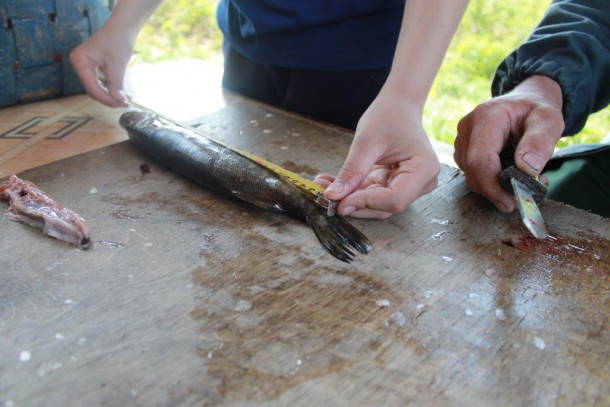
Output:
(1, 99), (609, 407)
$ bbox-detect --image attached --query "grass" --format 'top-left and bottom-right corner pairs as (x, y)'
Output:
(136, 0), (609, 147)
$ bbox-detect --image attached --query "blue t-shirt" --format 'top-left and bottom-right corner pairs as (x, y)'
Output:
(216, 1), (405, 71)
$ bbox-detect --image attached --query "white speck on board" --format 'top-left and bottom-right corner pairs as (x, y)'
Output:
(416, 303), (425, 311)
(55, 333), (64, 340)
(89, 187), (98, 194)
(390, 311), (407, 327)
(235, 300), (252, 312)
(144, 242), (153, 247)
(36, 361), (62, 376)
(533, 336), (546, 350)
(430, 218), (450, 225)
(465, 309), (474, 316)
(19, 351), (31, 362)
(376, 299), (390, 308)
(495, 308), (507, 320)
(442, 256), (453, 262)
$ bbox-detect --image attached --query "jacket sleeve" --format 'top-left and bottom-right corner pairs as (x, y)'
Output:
(492, 0), (610, 136)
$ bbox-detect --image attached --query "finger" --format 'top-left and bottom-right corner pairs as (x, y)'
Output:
(463, 106), (516, 212)
(69, 51), (120, 107)
(338, 158), (439, 216)
(344, 207), (393, 219)
(453, 111), (473, 170)
(514, 107), (564, 176)
(324, 142), (382, 201)
(313, 173), (334, 188)
(104, 69), (128, 106)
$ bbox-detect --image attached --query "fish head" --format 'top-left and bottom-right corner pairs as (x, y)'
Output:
(119, 111), (156, 130)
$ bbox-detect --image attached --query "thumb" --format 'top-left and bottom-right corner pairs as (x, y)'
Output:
(104, 66), (128, 105)
(324, 143), (380, 200)
(514, 110), (564, 176)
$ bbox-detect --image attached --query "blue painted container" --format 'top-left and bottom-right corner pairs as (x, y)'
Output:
(0, 0), (113, 107)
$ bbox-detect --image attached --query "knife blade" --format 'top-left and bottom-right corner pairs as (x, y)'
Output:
(499, 148), (549, 239)
(509, 176), (548, 239)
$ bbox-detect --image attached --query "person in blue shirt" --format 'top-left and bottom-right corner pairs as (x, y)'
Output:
(454, 0), (610, 217)
(71, 0), (469, 219)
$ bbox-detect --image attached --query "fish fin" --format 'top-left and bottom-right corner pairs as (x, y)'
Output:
(307, 210), (372, 263)
(231, 191), (286, 213)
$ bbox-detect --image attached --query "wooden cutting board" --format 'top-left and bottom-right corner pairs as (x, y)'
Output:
(1, 100), (608, 406)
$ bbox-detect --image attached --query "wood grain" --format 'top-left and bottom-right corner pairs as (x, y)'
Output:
(0, 101), (608, 406)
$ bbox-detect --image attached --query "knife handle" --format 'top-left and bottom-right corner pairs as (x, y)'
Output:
(498, 146), (547, 204)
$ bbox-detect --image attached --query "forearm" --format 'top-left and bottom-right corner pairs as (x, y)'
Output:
(384, 0), (469, 115)
(492, 0), (610, 135)
(102, 0), (166, 42)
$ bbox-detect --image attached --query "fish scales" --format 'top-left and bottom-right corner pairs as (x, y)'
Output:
(119, 111), (371, 263)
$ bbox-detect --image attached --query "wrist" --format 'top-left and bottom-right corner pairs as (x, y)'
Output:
(513, 75), (563, 110)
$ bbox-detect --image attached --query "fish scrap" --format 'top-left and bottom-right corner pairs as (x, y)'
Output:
(0, 175), (91, 249)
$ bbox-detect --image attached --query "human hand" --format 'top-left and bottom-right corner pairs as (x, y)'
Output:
(315, 90), (440, 219)
(453, 75), (564, 213)
(70, 24), (135, 107)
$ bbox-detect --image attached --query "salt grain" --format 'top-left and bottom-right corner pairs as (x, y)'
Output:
(391, 311), (407, 327)
(376, 299), (391, 308)
(533, 336), (546, 350)
(19, 351), (31, 362)
(495, 308), (507, 320)
(235, 300), (252, 312)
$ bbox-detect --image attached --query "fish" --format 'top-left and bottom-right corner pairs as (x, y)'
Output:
(119, 111), (371, 262)
(0, 175), (91, 249)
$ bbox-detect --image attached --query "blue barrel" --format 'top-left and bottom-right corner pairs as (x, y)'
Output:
(0, 0), (113, 107)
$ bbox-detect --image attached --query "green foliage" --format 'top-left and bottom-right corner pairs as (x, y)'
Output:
(136, 0), (608, 146)
(426, 0), (609, 146)
(136, 0), (222, 62)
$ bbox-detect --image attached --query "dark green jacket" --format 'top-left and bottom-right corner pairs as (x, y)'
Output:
(492, 0), (610, 136)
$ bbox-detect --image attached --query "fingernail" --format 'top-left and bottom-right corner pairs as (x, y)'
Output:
(325, 181), (345, 194)
(523, 152), (544, 172)
(342, 206), (356, 216)
(497, 200), (514, 213)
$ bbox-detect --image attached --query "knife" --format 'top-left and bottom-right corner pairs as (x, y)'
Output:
(499, 147), (549, 239)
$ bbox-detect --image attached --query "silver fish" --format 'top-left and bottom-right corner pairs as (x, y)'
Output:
(119, 111), (371, 263)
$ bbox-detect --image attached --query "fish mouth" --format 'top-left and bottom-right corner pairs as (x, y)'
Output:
(119, 111), (155, 130)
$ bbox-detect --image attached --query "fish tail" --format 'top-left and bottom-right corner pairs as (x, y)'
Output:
(307, 211), (372, 263)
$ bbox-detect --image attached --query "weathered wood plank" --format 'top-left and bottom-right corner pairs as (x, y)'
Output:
(1, 101), (608, 406)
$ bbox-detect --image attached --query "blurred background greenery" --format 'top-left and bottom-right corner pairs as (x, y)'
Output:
(136, 0), (609, 148)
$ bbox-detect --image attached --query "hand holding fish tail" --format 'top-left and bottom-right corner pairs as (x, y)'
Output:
(120, 111), (372, 263)
(319, 92), (440, 219)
